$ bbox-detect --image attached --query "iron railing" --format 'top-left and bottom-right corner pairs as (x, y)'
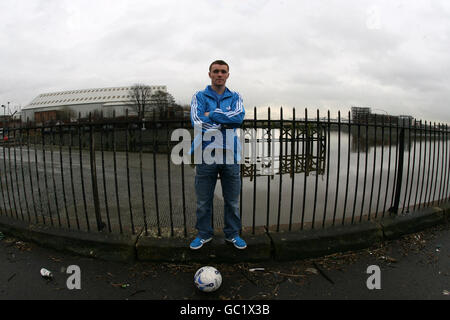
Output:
(0, 108), (448, 237)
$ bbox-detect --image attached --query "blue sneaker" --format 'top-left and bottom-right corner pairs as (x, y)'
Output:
(226, 236), (247, 249)
(189, 236), (212, 250)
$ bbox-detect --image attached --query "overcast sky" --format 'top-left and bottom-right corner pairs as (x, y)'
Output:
(0, 0), (449, 122)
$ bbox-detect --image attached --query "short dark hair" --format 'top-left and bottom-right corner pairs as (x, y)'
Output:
(209, 60), (229, 71)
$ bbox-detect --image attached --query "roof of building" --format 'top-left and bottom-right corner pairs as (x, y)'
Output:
(23, 85), (167, 110)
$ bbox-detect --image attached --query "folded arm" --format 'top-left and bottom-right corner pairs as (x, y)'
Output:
(209, 93), (245, 128)
(190, 92), (221, 132)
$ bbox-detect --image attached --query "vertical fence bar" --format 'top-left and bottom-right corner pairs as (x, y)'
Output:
(351, 117), (361, 224)
(383, 117), (393, 216)
(239, 120), (243, 236)
(10, 127), (16, 218)
(100, 112), (112, 232)
(432, 123), (441, 206)
(50, 125), (62, 226)
(427, 123), (437, 207)
(445, 124), (450, 201)
(312, 109), (319, 229)
(301, 108), (308, 230)
(413, 120), (423, 211)
(6, 126), (13, 217)
(266, 107), (271, 230)
(124, 110), (135, 234)
(112, 111), (123, 234)
(14, 125), (25, 220)
(8, 127), (18, 219)
(239, 144), (243, 236)
(322, 110), (331, 228)
(342, 111), (351, 225)
(390, 121), (400, 209)
(360, 113), (369, 222)
(0, 123), (6, 217)
(276, 107), (283, 232)
(89, 113), (105, 232)
(436, 123), (444, 205)
(13, 127), (24, 220)
(401, 118), (412, 213)
(26, 124), (38, 223)
(419, 121), (428, 209)
(252, 107), (257, 235)
(288, 108), (295, 231)
(4, 127), (12, 218)
(440, 123), (446, 201)
(34, 127), (45, 224)
(390, 122), (405, 215)
(166, 119), (174, 237)
(332, 111), (341, 225)
(78, 114), (90, 231)
(59, 123), (70, 228)
(180, 119), (187, 237)
(139, 117), (148, 236)
(423, 121), (433, 208)
(368, 114), (377, 220)
(407, 118), (418, 212)
(375, 114), (385, 218)
(438, 124), (448, 204)
(152, 111), (161, 236)
(19, 122), (31, 221)
(69, 119), (80, 230)
(41, 125), (53, 225)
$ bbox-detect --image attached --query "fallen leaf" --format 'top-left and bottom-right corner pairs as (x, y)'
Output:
(305, 268), (319, 275)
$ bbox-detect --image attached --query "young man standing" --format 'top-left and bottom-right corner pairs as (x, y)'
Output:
(189, 60), (246, 250)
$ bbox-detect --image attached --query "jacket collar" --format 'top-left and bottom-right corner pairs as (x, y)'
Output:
(204, 85), (233, 99)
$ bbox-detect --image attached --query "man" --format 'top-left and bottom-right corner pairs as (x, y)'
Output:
(189, 60), (246, 250)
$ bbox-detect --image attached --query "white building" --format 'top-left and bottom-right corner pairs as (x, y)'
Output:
(22, 85), (167, 123)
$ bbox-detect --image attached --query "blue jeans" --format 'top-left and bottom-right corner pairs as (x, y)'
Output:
(195, 162), (241, 239)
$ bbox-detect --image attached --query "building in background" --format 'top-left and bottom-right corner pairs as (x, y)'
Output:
(351, 106), (414, 126)
(21, 85), (169, 124)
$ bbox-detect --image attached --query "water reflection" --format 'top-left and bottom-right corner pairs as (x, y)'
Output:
(235, 124), (449, 229)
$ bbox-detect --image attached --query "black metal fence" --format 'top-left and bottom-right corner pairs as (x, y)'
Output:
(0, 108), (448, 238)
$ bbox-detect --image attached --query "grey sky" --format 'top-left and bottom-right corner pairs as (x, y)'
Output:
(0, 0), (449, 122)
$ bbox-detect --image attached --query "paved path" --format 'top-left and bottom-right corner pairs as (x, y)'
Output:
(0, 220), (448, 302)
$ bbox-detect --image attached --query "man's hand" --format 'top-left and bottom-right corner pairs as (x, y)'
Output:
(204, 112), (210, 117)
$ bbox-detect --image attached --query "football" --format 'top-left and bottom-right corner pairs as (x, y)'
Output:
(194, 266), (222, 292)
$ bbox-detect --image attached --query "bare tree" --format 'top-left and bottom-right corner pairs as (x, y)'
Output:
(149, 90), (175, 119)
(129, 84), (153, 120)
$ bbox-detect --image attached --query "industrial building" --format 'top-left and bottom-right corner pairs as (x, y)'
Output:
(21, 85), (168, 123)
(351, 106), (414, 126)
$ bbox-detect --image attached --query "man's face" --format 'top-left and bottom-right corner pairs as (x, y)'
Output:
(209, 64), (229, 87)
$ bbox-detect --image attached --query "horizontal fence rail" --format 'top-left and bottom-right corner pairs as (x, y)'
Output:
(0, 108), (448, 237)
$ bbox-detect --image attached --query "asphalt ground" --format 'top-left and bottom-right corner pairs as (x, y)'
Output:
(0, 220), (448, 312)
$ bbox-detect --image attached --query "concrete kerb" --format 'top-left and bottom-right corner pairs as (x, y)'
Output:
(376, 206), (446, 240)
(0, 215), (139, 262)
(135, 233), (272, 263)
(0, 203), (448, 263)
(269, 221), (384, 261)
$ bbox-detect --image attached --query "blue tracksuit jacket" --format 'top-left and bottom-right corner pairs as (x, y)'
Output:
(190, 85), (245, 160)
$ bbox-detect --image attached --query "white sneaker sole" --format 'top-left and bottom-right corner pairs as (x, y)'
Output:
(225, 238), (247, 249)
(189, 237), (212, 250)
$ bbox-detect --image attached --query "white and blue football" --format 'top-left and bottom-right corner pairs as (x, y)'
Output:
(194, 266), (222, 292)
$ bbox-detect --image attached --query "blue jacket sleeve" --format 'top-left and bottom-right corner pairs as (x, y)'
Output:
(190, 92), (221, 132)
(209, 92), (245, 127)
